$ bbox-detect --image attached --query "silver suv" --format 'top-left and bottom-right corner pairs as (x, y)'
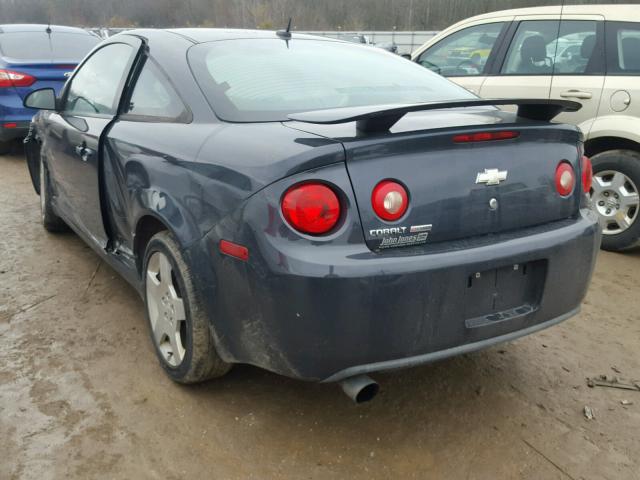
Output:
(413, 5), (640, 251)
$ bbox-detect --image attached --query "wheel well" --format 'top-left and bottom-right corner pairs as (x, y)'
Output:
(134, 215), (168, 273)
(584, 136), (640, 158)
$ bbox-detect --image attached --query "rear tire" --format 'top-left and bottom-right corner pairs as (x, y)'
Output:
(143, 231), (231, 383)
(40, 156), (68, 233)
(591, 149), (640, 251)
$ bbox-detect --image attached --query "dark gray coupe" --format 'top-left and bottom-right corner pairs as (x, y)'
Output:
(24, 29), (600, 402)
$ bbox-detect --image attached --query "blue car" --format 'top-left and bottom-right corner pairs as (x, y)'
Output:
(23, 29), (600, 402)
(0, 24), (99, 153)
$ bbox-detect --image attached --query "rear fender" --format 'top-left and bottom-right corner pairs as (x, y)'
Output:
(187, 162), (364, 371)
(585, 115), (640, 145)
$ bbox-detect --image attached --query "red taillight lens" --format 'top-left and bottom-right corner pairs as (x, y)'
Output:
(555, 162), (576, 196)
(0, 69), (36, 88)
(372, 180), (409, 221)
(281, 183), (341, 235)
(453, 131), (519, 143)
(581, 155), (593, 193)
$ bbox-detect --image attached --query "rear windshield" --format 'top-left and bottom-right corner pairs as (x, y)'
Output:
(0, 32), (99, 61)
(188, 38), (474, 122)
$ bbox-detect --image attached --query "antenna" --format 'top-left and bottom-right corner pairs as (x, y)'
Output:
(276, 17), (292, 40)
(46, 19), (52, 35)
(548, 0), (566, 98)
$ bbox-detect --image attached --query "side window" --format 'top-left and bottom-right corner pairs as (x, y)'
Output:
(502, 20), (600, 75)
(65, 43), (133, 115)
(417, 23), (504, 77)
(608, 22), (640, 73)
(125, 60), (189, 121)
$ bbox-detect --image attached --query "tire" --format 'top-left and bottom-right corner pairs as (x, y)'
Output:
(142, 231), (231, 383)
(39, 156), (68, 233)
(591, 149), (640, 251)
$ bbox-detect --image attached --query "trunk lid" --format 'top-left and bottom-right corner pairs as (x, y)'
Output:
(287, 108), (582, 251)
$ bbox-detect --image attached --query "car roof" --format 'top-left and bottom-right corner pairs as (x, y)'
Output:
(127, 28), (340, 44)
(0, 24), (92, 35)
(453, 5), (639, 24)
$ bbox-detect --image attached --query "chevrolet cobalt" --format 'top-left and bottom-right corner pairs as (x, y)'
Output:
(24, 29), (600, 402)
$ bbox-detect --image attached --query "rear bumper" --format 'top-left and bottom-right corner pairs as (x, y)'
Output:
(197, 208), (601, 381)
(323, 307), (578, 382)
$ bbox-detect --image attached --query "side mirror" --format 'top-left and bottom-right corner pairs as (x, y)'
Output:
(24, 88), (57, 111)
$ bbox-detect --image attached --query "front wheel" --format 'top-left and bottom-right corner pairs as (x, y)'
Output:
(143, 231), (231, 383)
(591, 149), (640, 251)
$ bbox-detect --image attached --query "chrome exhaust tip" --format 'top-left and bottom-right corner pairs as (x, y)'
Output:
(339, 374), (379, 403)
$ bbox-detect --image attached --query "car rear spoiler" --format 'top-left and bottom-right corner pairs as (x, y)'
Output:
(288, 99), (581, 133)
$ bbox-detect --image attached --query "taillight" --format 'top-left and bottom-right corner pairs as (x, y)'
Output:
(453, 131), (519, 143)
(372, 180), (409, 221)
(0, 69), (36, 88)
(581, 155), (593, 193)
(555, 162), (576, 196)
(281, 182), (341, 235)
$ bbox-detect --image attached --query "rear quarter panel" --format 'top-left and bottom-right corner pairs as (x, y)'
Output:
(103, 121), (344, 254)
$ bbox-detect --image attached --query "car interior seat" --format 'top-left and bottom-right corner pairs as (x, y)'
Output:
(573, 34), (597, 73)
(518, 35), (553, 74)
(621, 37), (640, 71)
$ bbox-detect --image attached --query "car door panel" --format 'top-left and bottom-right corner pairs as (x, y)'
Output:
(480, 17), (559, 102)
(481, 16), (605, 129)
(47, 39), (142, 249)
(47, 113), (112, 244)
(548, 16), (605, 128)
(589, 21), (640, 142)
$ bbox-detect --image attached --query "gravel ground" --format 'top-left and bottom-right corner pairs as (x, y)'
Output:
(1, 151), (639, 480)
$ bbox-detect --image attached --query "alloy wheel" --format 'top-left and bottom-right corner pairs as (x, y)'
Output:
(146, 251), (187, 367)
(591, 170), (640, 235)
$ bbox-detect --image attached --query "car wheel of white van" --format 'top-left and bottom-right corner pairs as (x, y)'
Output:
(39, 156), (68, 233)
(143, 231), (231, 383)
(591, 150), (640, 251)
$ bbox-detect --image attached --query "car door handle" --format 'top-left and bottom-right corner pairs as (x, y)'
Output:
(75, 144), (94, 162)
(559, 90), (593, 100)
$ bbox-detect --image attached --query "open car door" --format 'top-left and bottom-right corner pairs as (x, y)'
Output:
(43, 37), (142, 248)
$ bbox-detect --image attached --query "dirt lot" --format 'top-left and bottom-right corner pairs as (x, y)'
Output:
(1, 151), (639, 480)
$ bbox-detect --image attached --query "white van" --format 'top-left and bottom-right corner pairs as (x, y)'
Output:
(413, 5), (640, 251)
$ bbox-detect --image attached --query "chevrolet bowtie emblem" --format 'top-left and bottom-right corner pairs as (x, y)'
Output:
(476, 168), (508, 186)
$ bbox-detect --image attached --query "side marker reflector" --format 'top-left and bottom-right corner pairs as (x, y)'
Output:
(219, 240), (249, 262)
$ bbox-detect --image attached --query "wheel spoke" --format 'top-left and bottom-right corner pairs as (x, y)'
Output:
(617, 215), (632, 231)
(620, 192), (639, 210)
(159, 254), (172, 286)
(611, 172), (627, 191)
(591, 175), (607, 194)
(172, 295), (186, 321)
(153, 317), (168, 344)
(168, 332), (184, 365)
(146, 269), (163, 302)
